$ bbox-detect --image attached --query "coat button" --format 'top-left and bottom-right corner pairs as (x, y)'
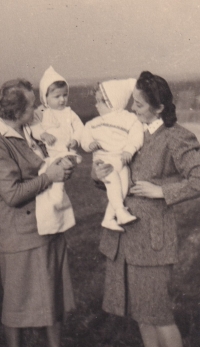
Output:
(26, 210), (31, 215)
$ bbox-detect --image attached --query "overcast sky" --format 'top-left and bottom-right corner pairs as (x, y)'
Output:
(0, 0), (200, 86)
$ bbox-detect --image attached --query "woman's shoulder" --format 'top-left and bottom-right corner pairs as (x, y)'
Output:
(164, 122), (200, 149)
(165, 122), (199, 138)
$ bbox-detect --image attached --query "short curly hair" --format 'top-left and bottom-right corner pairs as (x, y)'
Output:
(0, 79), (33, 121)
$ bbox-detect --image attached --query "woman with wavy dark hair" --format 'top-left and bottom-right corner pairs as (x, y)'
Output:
(0, 79), (75, 347)
(94, 71), (200, 347)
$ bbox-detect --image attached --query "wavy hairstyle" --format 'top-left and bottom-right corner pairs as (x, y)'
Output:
(0, 79), (33, 121)
(136, 71), (177, 127)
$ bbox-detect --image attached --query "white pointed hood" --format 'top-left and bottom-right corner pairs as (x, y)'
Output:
(39, 66), (69, 107)
(99, 78), (136, 111)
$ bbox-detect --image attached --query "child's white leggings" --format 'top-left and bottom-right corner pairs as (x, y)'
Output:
(94, 153), (129, 220)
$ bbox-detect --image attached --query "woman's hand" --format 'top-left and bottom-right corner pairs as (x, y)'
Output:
(121, 151), (132, 165)
(93, 160), (113, 183)
(45, 158), (73, 182)
(41, 132), (56, 146)
(129, 181), (164, 199)
(59, 156), (75, 180)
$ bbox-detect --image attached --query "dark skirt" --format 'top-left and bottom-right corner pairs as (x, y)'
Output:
(102, 244), (175, 326)
(0, 234), (75, 328)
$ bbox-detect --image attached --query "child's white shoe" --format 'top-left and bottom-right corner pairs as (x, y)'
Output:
(101, 219), (124, 232)
(116, 207), (137, 226)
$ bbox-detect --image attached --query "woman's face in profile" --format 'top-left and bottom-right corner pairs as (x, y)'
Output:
(132, 87), (158, 125)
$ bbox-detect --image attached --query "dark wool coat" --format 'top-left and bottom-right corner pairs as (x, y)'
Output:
(0, 134), (55, 253)
(100, 123), (200, 266)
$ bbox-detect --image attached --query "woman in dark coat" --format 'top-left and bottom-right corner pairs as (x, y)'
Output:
(95, 71), (200, 347)
(0, 79), (75, 347)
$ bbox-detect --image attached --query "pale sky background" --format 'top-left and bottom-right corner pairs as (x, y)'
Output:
(0, 0), (200, 86)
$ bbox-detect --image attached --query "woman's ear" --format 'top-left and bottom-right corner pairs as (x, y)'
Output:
(14, 111), (21, 120)
(156, 104), (164, 115)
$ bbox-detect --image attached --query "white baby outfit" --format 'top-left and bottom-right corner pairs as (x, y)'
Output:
(31, 66), (83, 235)
(32, 66), (83, 157)
(81, 79), (144, 231)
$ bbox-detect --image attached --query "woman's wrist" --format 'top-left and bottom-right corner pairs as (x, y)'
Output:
(42, 173), (53, 185)
(154, 186), (164, 198)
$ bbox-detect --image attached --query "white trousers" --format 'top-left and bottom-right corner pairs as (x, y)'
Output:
(94, 152), (129, 220)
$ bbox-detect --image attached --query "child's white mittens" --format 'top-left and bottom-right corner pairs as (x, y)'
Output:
(40, 132), (56, 146)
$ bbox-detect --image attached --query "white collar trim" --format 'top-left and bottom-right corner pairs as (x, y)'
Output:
(0, 118), (31, 139)
(143, 118), (163, 134)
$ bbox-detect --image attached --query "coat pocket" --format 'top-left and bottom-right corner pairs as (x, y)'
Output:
(14, 201), (37, 234)
(149, 216), (164, 251)
(148, 204), (164, 251)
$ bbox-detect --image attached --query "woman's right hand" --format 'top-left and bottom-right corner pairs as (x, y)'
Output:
(93, 160), (113, 183)
(45, 158), (67, 183)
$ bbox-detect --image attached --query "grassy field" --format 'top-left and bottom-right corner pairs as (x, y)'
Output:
(1, 80), (200, 346)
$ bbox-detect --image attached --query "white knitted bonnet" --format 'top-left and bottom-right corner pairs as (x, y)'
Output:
(99, 78), (136, 110)
(39, 66), (69, 107)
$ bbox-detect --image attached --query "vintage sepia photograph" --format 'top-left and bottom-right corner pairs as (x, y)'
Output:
(0, 0), (200, 346)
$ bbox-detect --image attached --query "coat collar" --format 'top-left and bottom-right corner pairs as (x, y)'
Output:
(0, 118), (32, 139)
(143, 118), (164, 134)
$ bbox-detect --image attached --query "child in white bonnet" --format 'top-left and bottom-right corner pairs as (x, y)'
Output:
(32, 66), (83, 159)
(81, 78), (144, 232)
(31, 66), (84, 235)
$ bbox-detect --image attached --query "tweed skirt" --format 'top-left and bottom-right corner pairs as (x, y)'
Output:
(102, 244), (175, 326)
(0, 234), (75, 328)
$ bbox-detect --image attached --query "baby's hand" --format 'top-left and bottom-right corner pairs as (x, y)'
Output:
(121, 151), (132, 165)
(68, 139), (78, 150)
(89, 141), (102, 152)
(41, 132), (56, 146)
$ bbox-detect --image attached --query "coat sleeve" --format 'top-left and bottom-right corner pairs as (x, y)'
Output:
(81, 121), (95, 152)
(0, 139), (51, 207)
(70, 109), (84, 145)
(162, 127), (200, 205)
(123, 119), (144, 155)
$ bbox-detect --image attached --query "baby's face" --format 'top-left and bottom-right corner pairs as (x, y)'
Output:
(46, 85), (68, 110)
(95, 90), (110, 116)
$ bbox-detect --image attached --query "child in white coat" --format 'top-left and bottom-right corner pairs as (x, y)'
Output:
(31, 66), (83, 158)
(81, 79), (144, 232)
(31, 66), (84, 235)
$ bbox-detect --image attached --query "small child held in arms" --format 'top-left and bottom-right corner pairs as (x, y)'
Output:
(81, 79), (144, 232)
(31, 66), (84, 235)
(32, 65), (83, 159)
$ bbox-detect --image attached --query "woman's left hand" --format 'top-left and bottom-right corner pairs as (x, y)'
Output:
(59, 157), (75, 180)
(129, 181), (164, 199)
